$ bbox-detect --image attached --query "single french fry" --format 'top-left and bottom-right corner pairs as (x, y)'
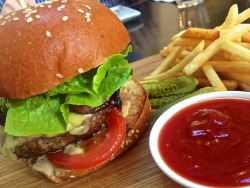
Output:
(221, 41), (250, 61)
(210, 61), (250, 73)
(197, 78), (238, 91)
(143, 41), (205, 81)
(242, 32), (250, 43)
(201, 62), (227, 91)
(239, 82), (250, 92)
(150, 46), (184, 76)
(237, 8), (250, 24)
(220, 72), (250, 85)
(183, 24), (250, 75)
(173, 38), (212, 48)
(219, 4), (239, 29)
(181, 28), (220, 40)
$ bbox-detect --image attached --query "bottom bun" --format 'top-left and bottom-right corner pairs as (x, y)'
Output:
(27, 79), (151, 183)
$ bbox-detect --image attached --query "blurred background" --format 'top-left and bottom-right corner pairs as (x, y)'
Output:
(122, 0), (250, 62)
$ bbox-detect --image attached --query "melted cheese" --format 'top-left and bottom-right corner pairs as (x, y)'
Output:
(0, 113), (91, 159)
(67, 113), (92, 135)
(0, 126), (26, 159)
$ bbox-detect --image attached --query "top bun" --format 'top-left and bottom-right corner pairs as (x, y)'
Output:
(0, 0), (130, 99)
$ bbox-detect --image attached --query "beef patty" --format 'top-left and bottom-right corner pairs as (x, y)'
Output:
(12, 91), (122, 158)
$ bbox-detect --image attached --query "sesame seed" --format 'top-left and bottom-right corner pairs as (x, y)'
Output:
(78, 68), (84, 73)
(78, 9), (84, 13)
(61, 5), (65, 8)
(25, 13), (31, 17)
(70, 175), (75, 178)
(34, 4), (39, 7)
(0, 15), (3, 19)
(131, 130), (135, 134)
(125, 141), (128, 145)
(85, 12), (90, 17)
(25, 7), (32, 11)
(85, 5), (91, 9)
(27, 17), (33, 23)
(11, 12), (16, 16)
(36, 15), (41, 19)
(44, 1), (52, 4)
(5, 15), (11, 19)
(39, 4), (44, 7)
(62, 16), (68, 21)
(87, 17), (91, 22)
(31, 10), (37, 13)
(61, 0), (67, 2)
(46, 31), (51, 37)
(13, 17), (19, 21)
(135, 134), (139, 139)
(57, 7), (62, 11)
(48, 5), (52, 8)
(128, 133), (131, 137)
(56, 73), (63, 78)
(1, 21), (6, 26)
(136, 130), (140, 133)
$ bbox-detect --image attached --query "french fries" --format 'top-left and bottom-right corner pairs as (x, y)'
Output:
(181, 28), (220, 40)
(221, 41), (250, 61)
(143, 4), (250, 92)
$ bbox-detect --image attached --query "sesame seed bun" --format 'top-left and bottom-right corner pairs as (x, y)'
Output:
(0, 0), (130, 99)
(27, 79), (151, 183)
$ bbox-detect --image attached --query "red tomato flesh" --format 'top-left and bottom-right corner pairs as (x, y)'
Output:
(48, 108), (126, 170)
(158, 98), (250, 187)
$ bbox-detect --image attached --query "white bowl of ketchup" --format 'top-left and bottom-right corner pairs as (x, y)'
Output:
(149, 91), (250, 188)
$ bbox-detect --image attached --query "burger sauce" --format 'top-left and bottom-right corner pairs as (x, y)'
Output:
(158, 98), (250, 187)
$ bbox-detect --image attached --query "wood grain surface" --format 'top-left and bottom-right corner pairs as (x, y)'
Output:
(0, 54), (184, 188)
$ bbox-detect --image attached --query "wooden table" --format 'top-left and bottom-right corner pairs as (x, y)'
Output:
(0, 54), (186, 188)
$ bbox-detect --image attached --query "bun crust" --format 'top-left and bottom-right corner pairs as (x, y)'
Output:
(0, 0), (130, 99)
(28, 79), (151, 183)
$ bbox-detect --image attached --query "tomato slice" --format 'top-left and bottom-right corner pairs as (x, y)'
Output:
(47, 108), (126, 170)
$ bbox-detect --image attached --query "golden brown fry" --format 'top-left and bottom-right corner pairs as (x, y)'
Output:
(173, 38), (212, 48)
(150, 46), (184, 76)
(221, 41), (250, 61)
(183, 24), (250, 75)
(239, 82), (250, 92)
(192, 69), (206, 78)
(201, 62), (227, 91)
(143, 41), (205, 81)
(220, 72), (250, 85)
(181, 28), (220, 40)
(197, 77), (238, 91)
(210, 61), (250, 73)
(242, 32), (250, 43)
(219, 4), (239, 29)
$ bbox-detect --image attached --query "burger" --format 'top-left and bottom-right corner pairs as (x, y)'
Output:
(0, 0), (150, 183)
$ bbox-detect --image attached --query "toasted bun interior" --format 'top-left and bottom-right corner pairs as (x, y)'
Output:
(0, 0), (130, 99)
(28, 79), (151, 183)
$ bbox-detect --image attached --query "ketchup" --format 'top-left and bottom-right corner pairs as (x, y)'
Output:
(158, 98), (250, 187)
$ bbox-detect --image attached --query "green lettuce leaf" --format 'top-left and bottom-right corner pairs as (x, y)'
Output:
(3, 46), (132, 136)
(4, 95), (66, 136)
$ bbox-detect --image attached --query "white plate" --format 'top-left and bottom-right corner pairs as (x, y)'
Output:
(110, 5), (141, 23)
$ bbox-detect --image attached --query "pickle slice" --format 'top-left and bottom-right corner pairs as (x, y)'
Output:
(141, 75), (198, 98)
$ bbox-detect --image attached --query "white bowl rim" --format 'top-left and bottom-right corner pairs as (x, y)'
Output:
(149, 91), (250, 188)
